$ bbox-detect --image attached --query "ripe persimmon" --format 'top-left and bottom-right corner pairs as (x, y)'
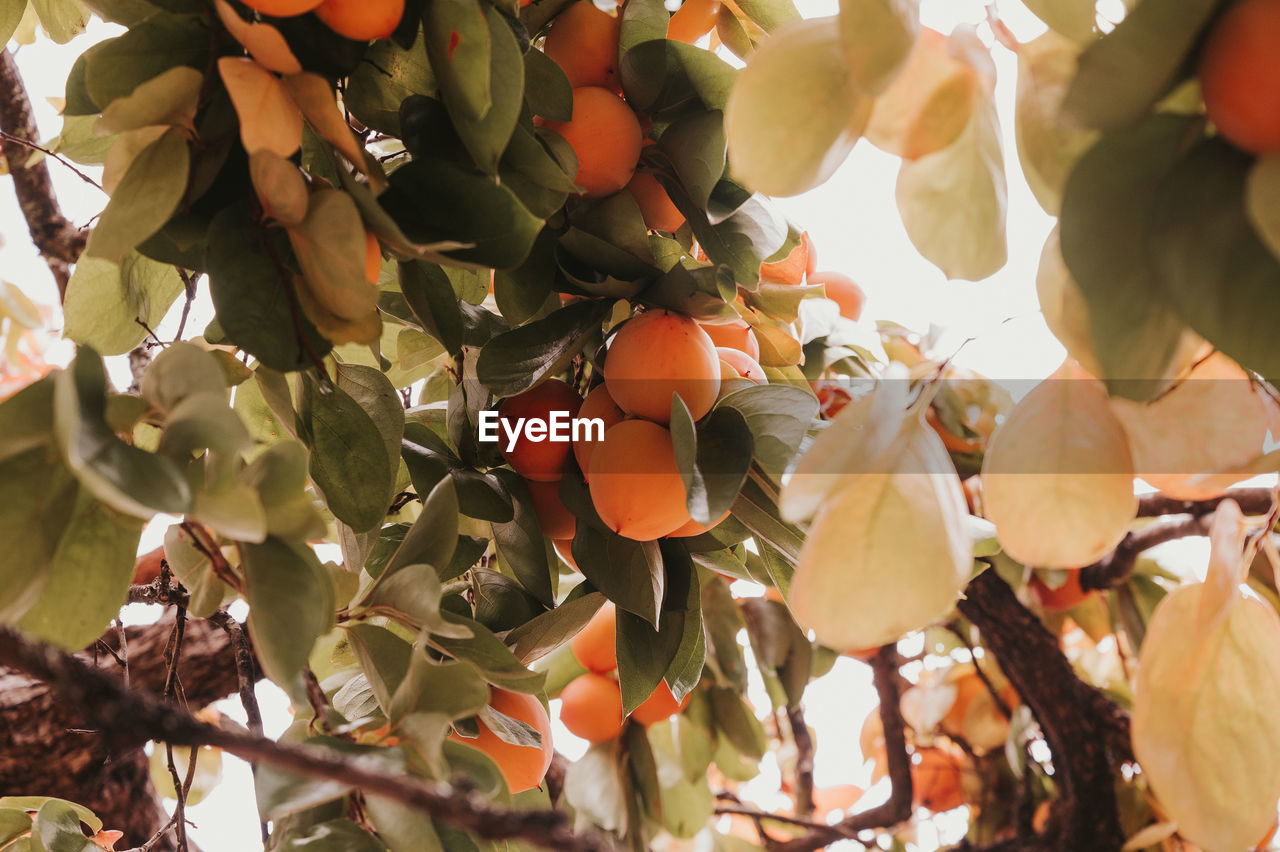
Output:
(627, 172), (685, 233)
(542, 87), (643, 198)
(631, 679), (690, 725)
(526, 479), (577, 540)
(570, 601), (617, 673)
(559, 672), (625, 742)
(133, 544), (166, 586)
(1200, 0), (1280, 154)
(313, 0), (403, 40)
(573, 384), (625, 476)
(810, 270), (865, 321)
(498, 379), (582, 481)
(700, 318), (760, 359)
(667, 0), (720, 43)
(588, 419), (693, 540)
(603, 309), (721, 424)
(450, 688), (554, 793)
(543, 2), (622, 91)
(241, 0), (323, 15)
(717, 347), (766, 384)
(1028, 571), (1092, 612)
(911, 744), (968, 812)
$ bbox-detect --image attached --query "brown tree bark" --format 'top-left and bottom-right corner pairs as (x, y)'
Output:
(0, 615), (245, 848)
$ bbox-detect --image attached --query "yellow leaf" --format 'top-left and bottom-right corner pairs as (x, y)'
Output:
(865, 27), (979, 160)
(1200, 498), (1247, 633)
(1111, 352), (1270, 500)
(725, 16), (872, 197)
(294, 278), (383, 345)
(1035, 227), (1104, 379)
(217, 57), (302, 159)
(214, 0), (303, 75)
(837, 0), (920, 96)
(95, 66), (203, 135)
(787, 414), (971, 650)
(102, 126), (167, 195)
(982, 360), (1136, 568)
(281, 73), (372, 178)
(1133, 581), (1280, 852)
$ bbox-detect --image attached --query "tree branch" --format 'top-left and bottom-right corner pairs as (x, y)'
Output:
(958, 570), (1128, 852)
(1079, 514), (1210, 591)
(0, 625), (616, 852)
(0, 49), (86, 296)
(785, 706), (815, 817)
(1136, 487), (1274, 518)
(767, 647), (913, 852)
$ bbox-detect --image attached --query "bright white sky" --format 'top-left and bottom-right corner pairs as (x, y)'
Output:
(0, 2), (1098, 849)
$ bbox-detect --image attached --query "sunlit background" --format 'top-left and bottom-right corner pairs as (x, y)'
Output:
(1, 0), (1221, 849)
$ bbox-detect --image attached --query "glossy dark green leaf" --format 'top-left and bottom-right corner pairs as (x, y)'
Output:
(523, 46), (572, 121)
(476, 298), (613, 396)
(488, 472), (555, 607)
(306, 380), (393, 533)
(619, 0), (668, 51)
(336, 363), (405, 495)
(206, 206), (332, 372)
(423, 0), (492, 123)
(452, 5), (524, 174)
(243, 537), (335, 688)
(429, 612), (546, 692)
(657, 110), (726, 209)
(385, 477), (460, 577)
(1149, 139), (1280, 381)
(1059, 115), (1200, 399)
(688, 407), (752, 524)
(506, 590), (606, 664)
(81, 12), (207, 109)
(640, 263), (738, 321)
(493, 228), (558, 326)
(346, 32), (436, 136)
(31, 799), (96, 852)
(380, 159), (543, 268)
(572, 524), (664, 626)
(399, 261), (465, 355)
(620, 39), (738, 114)
(715, 384), (816, 475)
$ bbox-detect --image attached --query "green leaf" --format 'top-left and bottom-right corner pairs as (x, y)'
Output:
(84, 127), (190, 263)
(257, 737), (405, 820)
(347, 623), (414, 713)
(572, 525), (664, 627)
(0, 808), (32, 846)
(0, 799), (99, 834)
(897, 97), (1007, 281)
(735, 0), (800, 33)
(700, 575), (748, 691)
(142, 342), (228, 413)
(724, 17), (869, 197)
(55, 349), (191, 518)
(429, 612), (546, 692)
(1063, 0), (1217, 130)
(243, 536), (336, 689)
(689, 407), (753, 524)
(306, 380), (393, 533)
(523, 47), (572, 122)
(379, 158), (544, 269)
(0, 1), (27, 47)
(96, 65), (202, 134)
(399, 261), (465, 355)
(389, 654), (490, 723)
(17, 492), (141, 651)
(837, 0), (918, 95)
(489, 472), (555, 607)
(346, 31), (436, 136)
(30, 0), (89, 43)
(620, 0), (668, 52)
(476, 298), (613, 396)
(206, 206), (333, 372)
(82, 12), (208, 109)
(1059, 114), (1199, 399)
(335, 363), (405, 498)
(62, 252), (183, 357)
(715, 384), (816, 475)
(1149, 139), (1280, 381)
(709, 686), (767, 759)
(278, 819), (388, 852)
(363, 796), (445, 852)
(448, 5), (523, 174)
(506, 590), (606, 664)
(621, 39), (738, 114)
(0, 445), (78, 625)
(384, 477), (460, 577)
(657, 110), (726, 209)
(423, 0), (492, 122)
(31, 799), (96, 852)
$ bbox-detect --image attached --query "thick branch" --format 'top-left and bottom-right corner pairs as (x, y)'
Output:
(958, 570), (1128, 852)
(0, 625), (615, 852)
(1079, 514), (1210, 591)
(0, 49), (86, 295)
(1136, 487), (1274, 518)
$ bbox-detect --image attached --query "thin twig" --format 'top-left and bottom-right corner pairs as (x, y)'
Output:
(785, 706), (815, 817)
(0, 127), (104, 190)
